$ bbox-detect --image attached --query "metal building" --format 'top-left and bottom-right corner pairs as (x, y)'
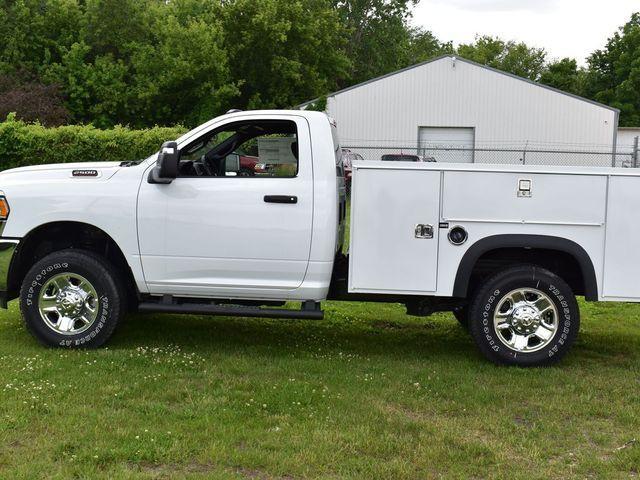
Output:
(618, 127), (640, 168)
(618, 127), (640, 149)
(300, 55), (620, 166)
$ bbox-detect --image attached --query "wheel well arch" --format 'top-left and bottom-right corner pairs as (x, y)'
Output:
(453, 235), (599, 301)
(8, 221), (138, 306)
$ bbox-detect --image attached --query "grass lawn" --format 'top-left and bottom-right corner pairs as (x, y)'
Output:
(0, 299), (639, 479)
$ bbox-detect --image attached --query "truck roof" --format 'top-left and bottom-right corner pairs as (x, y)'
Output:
(173, 110), (330, 151)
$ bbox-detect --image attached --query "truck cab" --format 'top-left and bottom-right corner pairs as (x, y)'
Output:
(138, 111), (344, 301)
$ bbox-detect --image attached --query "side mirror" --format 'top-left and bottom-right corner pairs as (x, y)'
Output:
(225, 153), (240, 174)
(148, 141), (179, 184)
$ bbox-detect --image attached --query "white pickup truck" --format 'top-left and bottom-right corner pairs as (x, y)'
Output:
(0, 109), (636, 366)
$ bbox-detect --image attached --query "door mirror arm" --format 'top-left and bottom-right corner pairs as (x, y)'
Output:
(148, 141), (179, 184)
(147, 167), (174, 184)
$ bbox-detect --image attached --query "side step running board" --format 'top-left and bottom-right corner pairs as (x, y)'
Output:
(138, 300), (324, 320)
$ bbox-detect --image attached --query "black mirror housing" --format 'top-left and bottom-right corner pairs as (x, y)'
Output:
(148, 141), (179, 184)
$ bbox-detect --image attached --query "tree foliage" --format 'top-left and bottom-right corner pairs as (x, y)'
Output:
(405, 28), (454, 65)
(332, 0), (451, 86)
(222, 0), (349, 109)
(0, 1), (638, 127)
(458, 36), (547, 81)
(584, 13), (640, 127)
(333, 0), (413, 84)
(539, 58), (586, 95)
(0, 0), (237, 128)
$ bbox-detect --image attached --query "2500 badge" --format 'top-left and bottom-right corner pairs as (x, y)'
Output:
(72, 169), (99, 178)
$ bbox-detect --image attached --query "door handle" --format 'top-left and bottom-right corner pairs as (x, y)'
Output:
(264, 195), (298, 204)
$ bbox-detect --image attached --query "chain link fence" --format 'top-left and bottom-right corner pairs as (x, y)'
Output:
(343, 140), (640, 169)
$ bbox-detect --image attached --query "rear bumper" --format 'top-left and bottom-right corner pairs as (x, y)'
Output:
(0, 239), (19, 308)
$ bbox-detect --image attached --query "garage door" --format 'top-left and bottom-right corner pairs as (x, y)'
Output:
(418, 127), (475, 163)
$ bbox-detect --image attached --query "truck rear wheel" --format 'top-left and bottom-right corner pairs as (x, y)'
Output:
(468, 265), (579, 366)
(19, 249), (124, 348)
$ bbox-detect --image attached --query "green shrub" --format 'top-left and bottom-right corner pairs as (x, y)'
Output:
(0, 113), (187, 170)
(271, 163), (298, 177)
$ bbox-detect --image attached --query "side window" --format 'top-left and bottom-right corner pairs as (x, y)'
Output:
(178, 120), (299, 178)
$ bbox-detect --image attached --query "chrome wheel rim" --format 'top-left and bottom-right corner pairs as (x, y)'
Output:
(493, 288), (558, 353)
(38, 273), (100, 335)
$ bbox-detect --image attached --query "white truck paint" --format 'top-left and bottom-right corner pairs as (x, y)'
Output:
(0, 109), (635, 365)
(350, 164), (611, 297)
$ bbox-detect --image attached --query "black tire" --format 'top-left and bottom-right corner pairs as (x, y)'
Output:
(19, 249), (124, 348)
(452, 306), (469, 328)
(238, 168), (254, 177)
(468, 265), (580, 367)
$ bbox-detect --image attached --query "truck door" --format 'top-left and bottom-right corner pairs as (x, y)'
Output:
(137, 116), (313, 298)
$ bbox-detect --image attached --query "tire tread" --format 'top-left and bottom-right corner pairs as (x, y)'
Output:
(19, 249), (124, 348)
(468, 264), (580, 367)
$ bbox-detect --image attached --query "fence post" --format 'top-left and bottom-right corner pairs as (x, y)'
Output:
(634, 136), (639, 168)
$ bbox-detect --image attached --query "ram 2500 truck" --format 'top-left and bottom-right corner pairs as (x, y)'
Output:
(0, 110), (636, 366)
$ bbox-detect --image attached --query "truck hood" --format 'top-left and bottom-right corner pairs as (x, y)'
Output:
(0, 162), (123, 182)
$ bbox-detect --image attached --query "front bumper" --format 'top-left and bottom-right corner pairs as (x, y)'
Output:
(0, 239), (19, 308)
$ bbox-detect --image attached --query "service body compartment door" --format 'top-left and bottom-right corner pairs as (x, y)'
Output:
(349, 167), (441, 294)
(603, 176), (640, 299)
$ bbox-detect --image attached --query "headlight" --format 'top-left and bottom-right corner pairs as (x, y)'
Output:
(0, 196), (10, 221)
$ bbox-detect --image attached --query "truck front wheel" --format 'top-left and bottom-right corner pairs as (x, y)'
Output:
(19, 249), (124, 348)
(468, 265), (579, 366)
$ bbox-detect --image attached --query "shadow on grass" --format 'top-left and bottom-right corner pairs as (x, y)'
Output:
(112, 308), (477, 362)
(106, 301), (640, 367)
(2, 299), (638, 367)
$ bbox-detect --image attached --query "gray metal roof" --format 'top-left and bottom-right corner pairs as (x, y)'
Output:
(298, 55), (620, 113)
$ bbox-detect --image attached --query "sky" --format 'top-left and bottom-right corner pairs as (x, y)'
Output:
(412, 0), (639, 64)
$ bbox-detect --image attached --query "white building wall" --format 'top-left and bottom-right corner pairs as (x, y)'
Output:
(617, 128), (640, 167)
(618, 128), (640, 150)
(322, 56), (618, 166)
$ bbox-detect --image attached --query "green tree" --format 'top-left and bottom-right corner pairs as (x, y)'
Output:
(333, 0), (418, 85)
(584, 12), (640, 126)
(0, 0), (456, 126)
(405, 27), (454, 65)
(44, 42), (130, 128)
(128, 0), (238, 127)
(39, 0), (238, 127)
(0, 0), (84, 75)
(221, 0), (349, 109)
(539, 58), (586, 95)
(458, 35), (547, 81)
